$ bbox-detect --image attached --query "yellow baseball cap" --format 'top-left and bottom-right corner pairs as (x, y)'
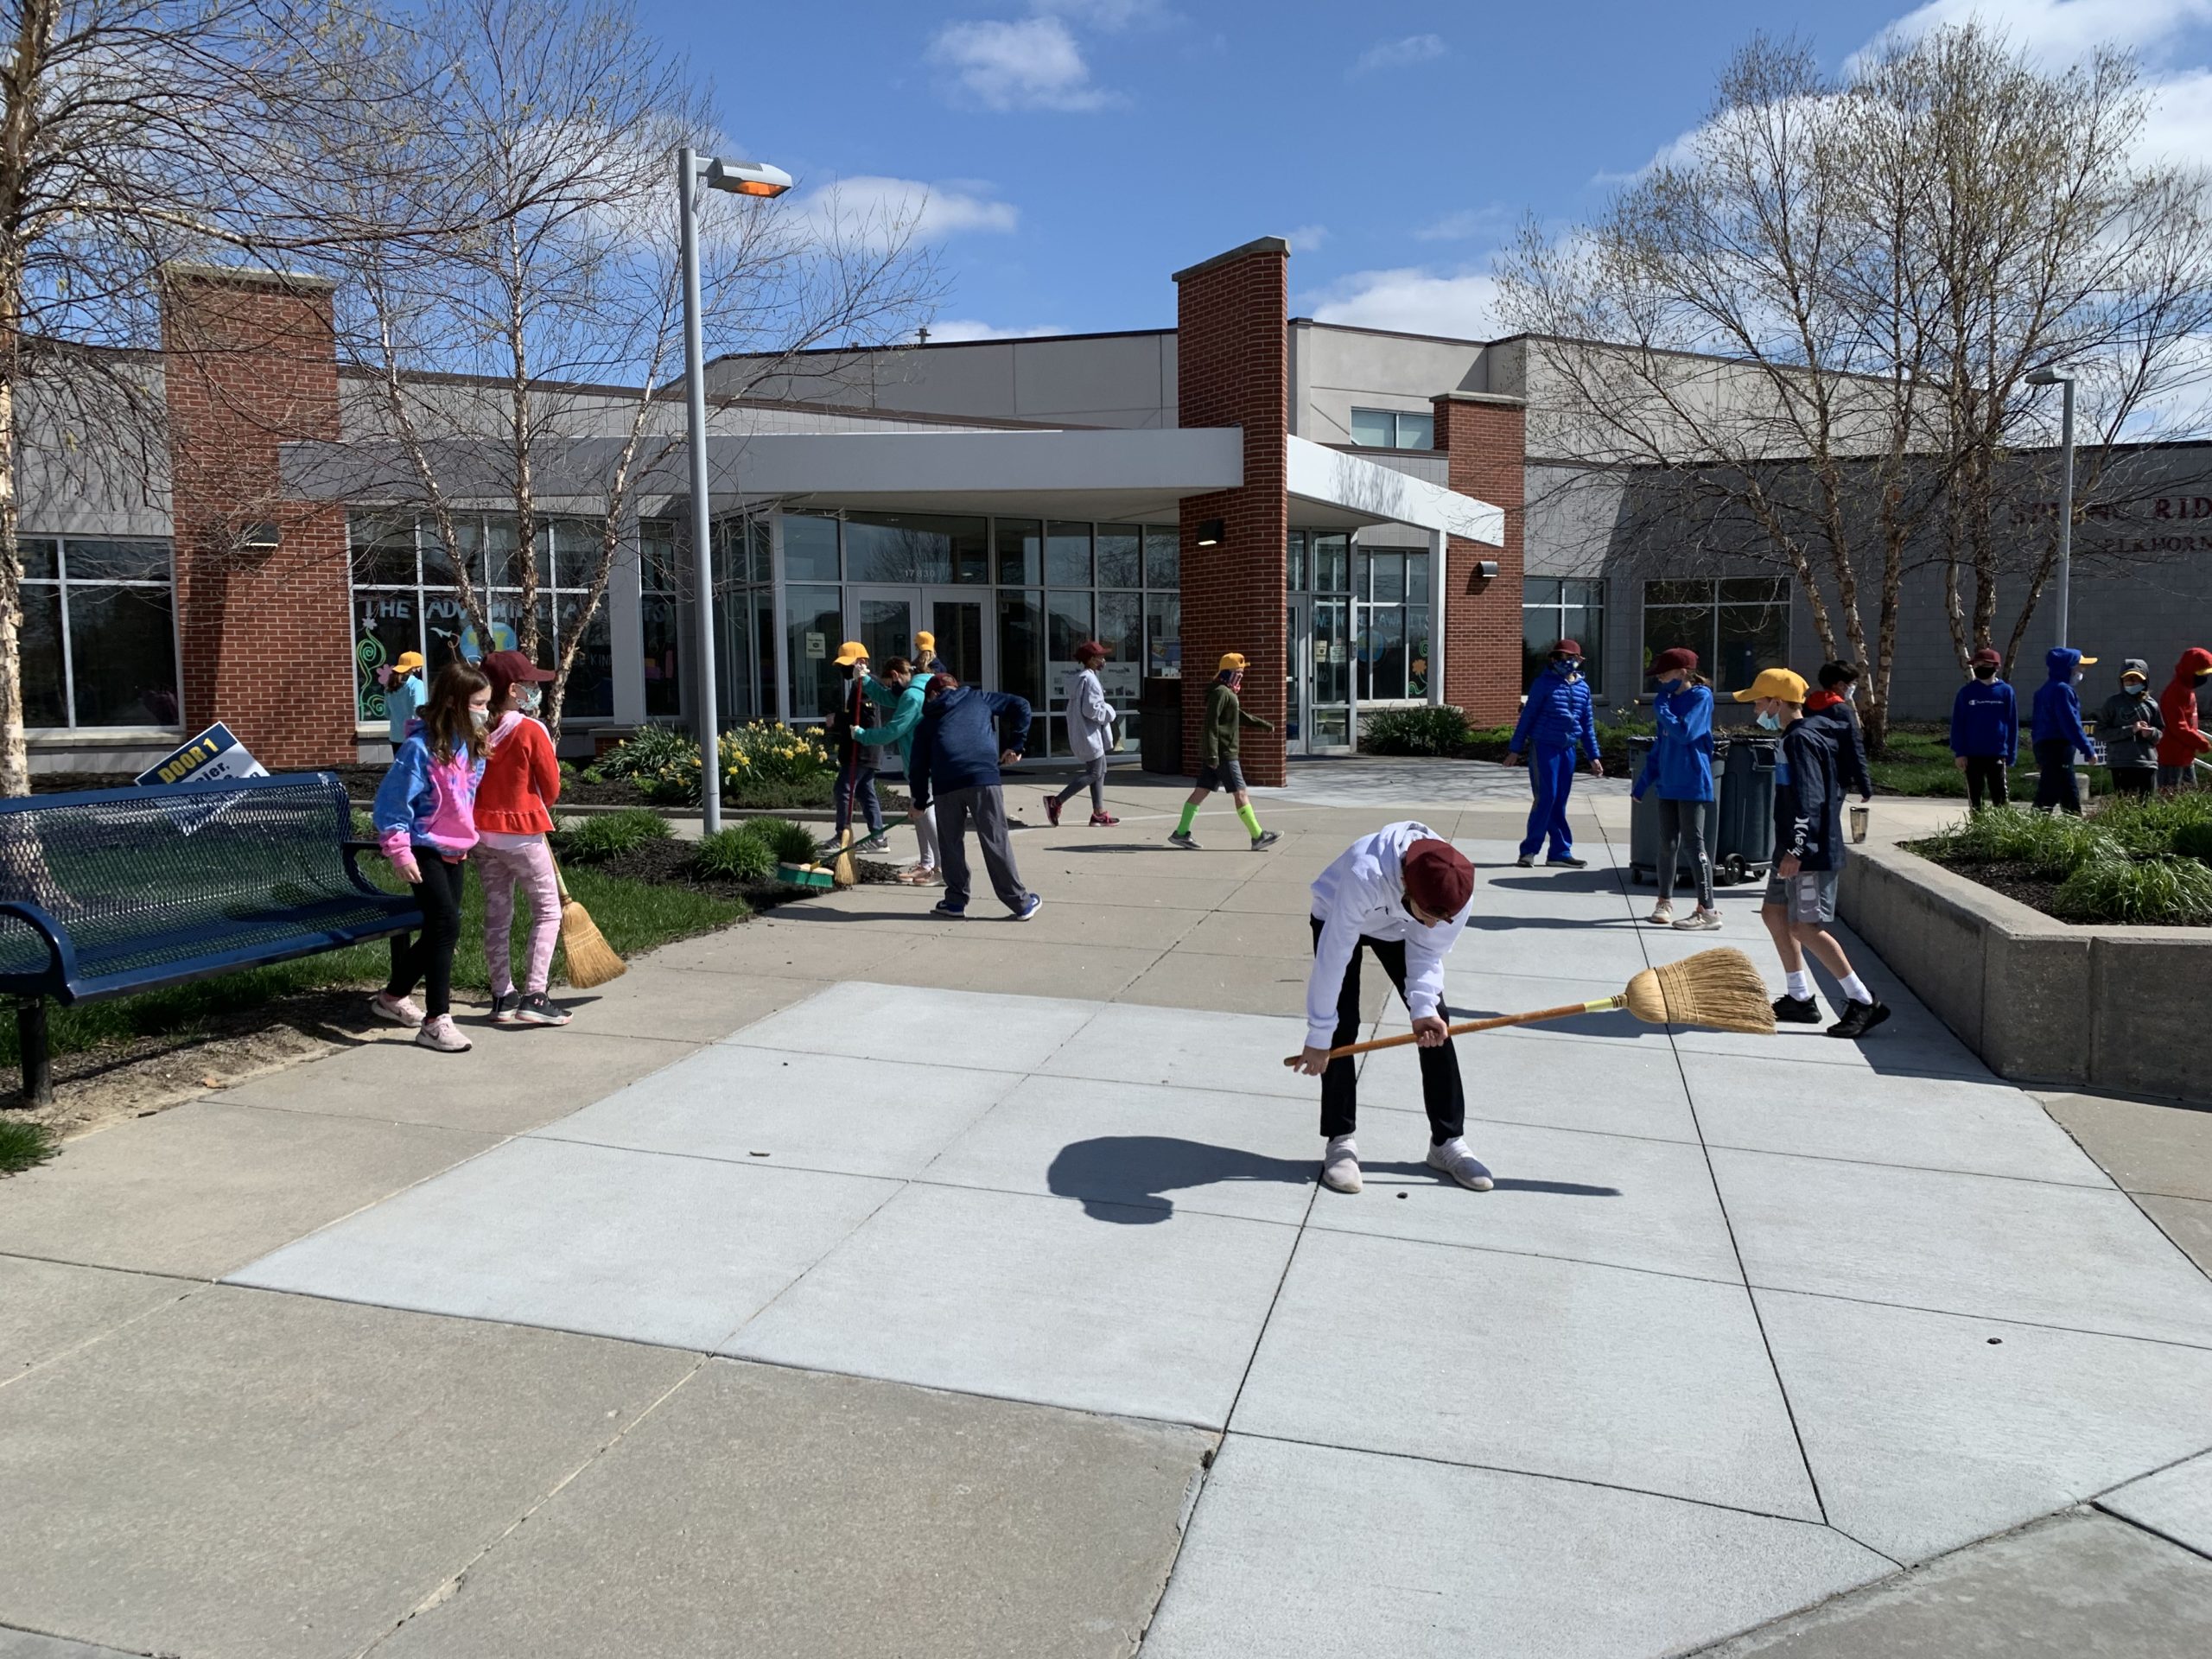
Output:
(916, 631), (936, 652)
(393, 651), (425, 674)
(1732, 668), (1808, 703)
(833, 640), (868, 666)
(1218, 652), (1249, 672)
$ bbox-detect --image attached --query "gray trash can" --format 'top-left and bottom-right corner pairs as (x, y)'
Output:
(1712, 735), (1777, 885)
(1139, 676), (1185, 775)
(1628, 734), (1725, 890)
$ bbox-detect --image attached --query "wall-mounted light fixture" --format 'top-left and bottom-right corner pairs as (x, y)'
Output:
(236, 521), (281, 552)
(1476, 558), (1499, 579)
(1195, 518), (1224, 547)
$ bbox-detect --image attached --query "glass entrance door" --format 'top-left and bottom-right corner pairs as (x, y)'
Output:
(848, 588), (996, 770)
(1308, 595), (1356, 753)
(1286, 599), (1308, 754)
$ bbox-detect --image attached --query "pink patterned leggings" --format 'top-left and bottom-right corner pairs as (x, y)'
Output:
(476, 833), (561, 995)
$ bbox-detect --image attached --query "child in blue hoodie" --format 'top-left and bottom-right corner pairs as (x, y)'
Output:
(2031, 646), (2098, 815)
(1949, 647), (2018, 810)
(1632, 647), (1719, 930)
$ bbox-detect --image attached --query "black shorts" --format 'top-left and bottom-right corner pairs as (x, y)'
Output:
(1196, 758), (1246, 793)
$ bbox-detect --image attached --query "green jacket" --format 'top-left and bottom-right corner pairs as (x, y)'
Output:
(857, 677), (926, 768)
(1201, 680), (1272, 766)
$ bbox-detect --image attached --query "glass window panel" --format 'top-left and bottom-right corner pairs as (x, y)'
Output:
(1096, 528), (1141, 589)
(18, 537), (60, 582)
(842, 513), (918, 583)
(995, 519), (1040, 586)
(1349, 409), (1394, 448)
(19, 582), (66, 726)
(1408, 608), (1430, 697)
(1357, 606), (1407, 701)
(1144, 527), (1179, 591)
(1719, 576), (1789, 605)
(1395, 411), (1434, 450)
(854, 595), (914, 666)
(997, 590), (1045, 746)
(66, 585), (176, 728)
(712, 518), (747, 594)
(1145, 592), (1181, 677)
(1644, 598), (1714, 685)
(420, 591), (473, 674)
(1286, 531), (1306, 594)
(1716, 602), (1788, 695)
(1562, 577), (1606, 609)
(715, 589), (753, 723)
(1312, 597), (1351, 705)
(1046, 593), (1094, 707)
(351, 518), (417, 587)
(1525, 605), (1562, 691)
(544, 520), (589, 589)
(1046, 521), (1091, 589)
(353, 590), (420, 723)
(1643, 577), (1713, 608)
(643, 595), (683, 717)
(748, 518), (772, 586)
(1408, 552), (1429, 600)
(785, 583), (843, 721)
(1096, 592), (1141, 678)
(1522, 576), (1561, 607)
(560, 596), (615, 720)
(639, 520), (680, 596)
(470, 591), (537, 663)
(1370, 554), (1406, 603)
(755, 596), (778, 720)
(783, 514), (840, 583)
(61, 537), (169, 582)
(929, 598), (988, 684)
(1311, 532), (1351, 593)
(1573, 597), (1606, 697)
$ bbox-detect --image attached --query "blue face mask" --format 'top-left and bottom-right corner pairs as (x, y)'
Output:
(1555, 659), (1581, 677)
(1756, 710), (1783, 732)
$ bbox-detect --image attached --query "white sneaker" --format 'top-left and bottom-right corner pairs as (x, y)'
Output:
(369, 991), (424, 1028)
(1426, 1137), (1494, 1192)
(1320, 1135), (1363, 1194)
(415, 1014), (472, 1053)
(1648, 902), (1675, 925)
(1675, 906), (1724, 931)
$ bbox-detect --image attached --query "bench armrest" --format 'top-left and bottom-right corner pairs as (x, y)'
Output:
(341, 838), (404, 895)
(0, 899), (79, 997)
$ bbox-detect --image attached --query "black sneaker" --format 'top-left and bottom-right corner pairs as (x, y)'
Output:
(489, 991), (523, 1027)
(1546, 855), (1589, 868)
(515, 992), (571, 1027)
(1250, 830), (1281, 850)
(1515, 855), (1535, 868)
(1827, 999), (1891, 1039)
(1168, 831), (1199, 850)
(1773, 994), (1822, 1024)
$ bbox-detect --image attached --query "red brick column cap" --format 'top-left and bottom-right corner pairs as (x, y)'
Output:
(1431, 389), (1528, 410)
(158, 260), (340, 295)
(1172, 237), (1293, 284)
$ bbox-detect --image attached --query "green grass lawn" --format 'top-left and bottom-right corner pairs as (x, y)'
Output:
(0, 861), (747, 1073)
(1868, 725), (2115, 798)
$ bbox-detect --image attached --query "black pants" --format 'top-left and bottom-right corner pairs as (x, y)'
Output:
(386, 854), (465, 1017)
(2112, 766), (2156, 798)
(1309, 917), (1465, 1145)
(1962, 754), (2008, 810)
(2032, 740), (2082, 814)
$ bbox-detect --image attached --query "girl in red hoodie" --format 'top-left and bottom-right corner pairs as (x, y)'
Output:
(475, 651), (571, 1027)
(2157, 647), (2211, 792)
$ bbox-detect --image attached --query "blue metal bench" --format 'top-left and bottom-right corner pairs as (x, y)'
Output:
(0, 772), (423, 1106)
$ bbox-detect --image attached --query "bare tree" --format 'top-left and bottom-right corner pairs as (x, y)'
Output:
(327, 0), (940, 742)
(1497, 26), (2212, 751)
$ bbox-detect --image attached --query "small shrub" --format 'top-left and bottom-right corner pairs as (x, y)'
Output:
(0, 1118), (57, 1175)
(578, 766), (605, 785)
(692, 825), (777, 882)
(1363, 705), (1471, 757)
(748, 816), (820, 866)
(594, 724), (696, 781)
(1916, 807), (2114, 880)
(553, 807), (674, 865)
(2052, 855), (2212, 925)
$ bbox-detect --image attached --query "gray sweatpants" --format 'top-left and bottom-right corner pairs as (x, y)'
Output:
(934, 785), (1031, 912)
(1656, 797), (1713, 908)
(1052, 755), (1109, 814)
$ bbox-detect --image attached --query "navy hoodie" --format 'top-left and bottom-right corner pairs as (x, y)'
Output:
(910, 686), (1033, 800)
(2031, 648), (2096, 760)
(1949, 675), (2018, 761)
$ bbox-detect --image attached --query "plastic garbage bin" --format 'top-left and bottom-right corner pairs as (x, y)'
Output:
(1628, 735), (1726, 890)
(1139, 676), (1185, 775)
(1712, 734), (1777, 885)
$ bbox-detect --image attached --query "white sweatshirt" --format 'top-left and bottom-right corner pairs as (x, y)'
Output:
(1305, 820), (1472, 1049)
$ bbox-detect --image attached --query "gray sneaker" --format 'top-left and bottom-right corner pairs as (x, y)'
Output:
(1167, 830), (1199, 850)
(1250, 830), (1281, 851)
(1425, 1137), (1493, 1192)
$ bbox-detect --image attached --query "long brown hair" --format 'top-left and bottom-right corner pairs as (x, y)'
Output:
(421, 663), (491, 764)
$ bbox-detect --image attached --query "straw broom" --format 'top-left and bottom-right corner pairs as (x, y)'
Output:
(1283, 947), (1773, 1067)
(552, 857), (626, 988)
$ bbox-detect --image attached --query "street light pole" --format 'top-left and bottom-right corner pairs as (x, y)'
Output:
(2028, 367), (2076, 649)
(676, 148), (791, 836)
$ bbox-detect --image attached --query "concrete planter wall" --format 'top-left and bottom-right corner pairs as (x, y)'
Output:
(1838, 842), (2209, 1102)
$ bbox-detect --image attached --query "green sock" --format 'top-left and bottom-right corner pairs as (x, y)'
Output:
(1176, 802), (1200, 836)
(1236, 802), (1264, 839)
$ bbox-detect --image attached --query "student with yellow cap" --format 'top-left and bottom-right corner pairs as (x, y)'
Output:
(1738, 667), (1889, 1039)
(1168, 652), (1279, 852)
(379, 650), (429, 755)
(827, 640), (888, 853)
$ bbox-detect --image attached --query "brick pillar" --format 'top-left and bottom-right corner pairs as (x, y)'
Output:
(1433, 391), (1527, 726)
(1175, 237), (1290, 786)
(161, 265), (356, 769)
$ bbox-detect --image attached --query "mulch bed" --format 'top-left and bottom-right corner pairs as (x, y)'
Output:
(572, 837), (902, 899)
(1930, 858), (2069, 919)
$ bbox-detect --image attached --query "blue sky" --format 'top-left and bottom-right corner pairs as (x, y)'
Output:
(634, 0), (2212, 341)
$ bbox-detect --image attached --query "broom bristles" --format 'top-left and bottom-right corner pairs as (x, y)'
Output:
(558, 895), (626, 988)
(831, 827), (857, 889)
(1622, 947), (1774, 1034)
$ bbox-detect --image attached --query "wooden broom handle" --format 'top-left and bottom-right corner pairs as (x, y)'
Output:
(1281, 995), (1628, 1066)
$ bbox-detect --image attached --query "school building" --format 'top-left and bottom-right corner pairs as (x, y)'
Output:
(22, 236), (2212, 785)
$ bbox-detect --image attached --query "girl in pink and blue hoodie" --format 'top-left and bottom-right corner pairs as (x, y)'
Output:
(370, 662), (491, 1052)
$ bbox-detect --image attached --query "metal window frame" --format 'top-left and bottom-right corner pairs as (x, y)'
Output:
(22, 533), (181, 733)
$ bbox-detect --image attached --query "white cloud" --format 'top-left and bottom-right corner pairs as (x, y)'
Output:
(788, 176), (1020, 249)
(1306, 267), (1503, 339)
(925, 319), (1069, 341)
(1414, 206), (1510, 242)
(1874, 0), (2212, 64)
(1285, 223), (1330, 251)
(2139, 63), (2212, 160)
(927, 15), (1117, 111)
(1351, 33), (1447, 75)
(1032, 0), (1166, 29)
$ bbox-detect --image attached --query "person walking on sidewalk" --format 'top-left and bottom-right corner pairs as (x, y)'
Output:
(1805, 663), (1873, 804)
(855, 657), (940, 885)
(827, 641), (887, 854)
(1169, 653), (1280, 852)
(1508, 639), (1603, 868)
(371, 663), (492, 1054)
(2156, 647), (2211, 792)
(474, 651), (570, 1029)
(1739, 668), (1889, 1040)
(911, 673), (1042, 922)
(2098, 660), (2164, 799)
(379, 651), (427, 756)
(1632, 648), (1719, 931)
(1046, 640), (1120, 828)
(1287, 824), (1491, 1196)
(2031, 646), (2099, 815)
(1949, 648), (2018, 810)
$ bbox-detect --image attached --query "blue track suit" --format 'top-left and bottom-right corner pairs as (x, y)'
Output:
(1510, 664), (1600, 860)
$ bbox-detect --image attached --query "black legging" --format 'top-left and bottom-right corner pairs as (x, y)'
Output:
(2032, 740), (2083, 815)
(386, 854), (466, 1017)
(1309, 917), (1465, 1146)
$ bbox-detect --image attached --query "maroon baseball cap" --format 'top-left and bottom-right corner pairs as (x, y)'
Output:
(1971, 647), (2003, 668)
(482, 649), (555, 706)
(1650, 647), (1698, 676)
(1552, 639), (1584, 658)
(1402, 839), (1474, 918)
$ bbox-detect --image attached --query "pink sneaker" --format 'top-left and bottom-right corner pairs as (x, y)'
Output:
(369, 991), (425, 1028)
(415, 1014), (472, 1053)
(1043, 794), (1063, 827)
(1090, 811), (1120, 826)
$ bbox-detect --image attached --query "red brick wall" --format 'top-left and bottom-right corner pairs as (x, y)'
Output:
(1176, 239), (1290, 785)
(161, 269), (357, 769)
(1433, 393), (1527, 726)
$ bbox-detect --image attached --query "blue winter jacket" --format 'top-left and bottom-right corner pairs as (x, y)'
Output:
(910, 686), (1033, 800)
(1510, 665), (1600, 758)
(1949, 677), (2018, 762)
(2031, 648), (2096, 760)
(1633, 682), (1714, 802)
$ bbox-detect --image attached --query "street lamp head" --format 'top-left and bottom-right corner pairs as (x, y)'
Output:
(703, 156), (792, 199)
(2026, 366), (2071, 386)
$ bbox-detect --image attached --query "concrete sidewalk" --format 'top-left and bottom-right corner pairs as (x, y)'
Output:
(3, 763), (2209, 1657)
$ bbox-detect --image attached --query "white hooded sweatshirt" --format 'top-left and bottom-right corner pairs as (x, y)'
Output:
(1305, 820), (1472, 1049)
(1064, 664), (1119, 762)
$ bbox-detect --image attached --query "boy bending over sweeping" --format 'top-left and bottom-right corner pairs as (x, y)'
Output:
(1291, 823), (1491, 1195)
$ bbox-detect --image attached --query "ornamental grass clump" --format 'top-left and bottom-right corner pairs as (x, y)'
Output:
(748, 816), (821, 866)
(2052, 855), (2212, 926)
(691, 825), (778, 883)
(553, 808), (674, 865)
(1918, 807), (2113, 879)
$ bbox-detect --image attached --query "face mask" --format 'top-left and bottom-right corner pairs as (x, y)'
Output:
(1842, 684), (1858, 704)
(1756, 710), (1783, 732)
(468, 708), (490, 732)
(1555, 659), (1581, 677)
(2125, 682), (2146, 696)
(518, 686), (542, 714)
(1974, 667), (1996, 681)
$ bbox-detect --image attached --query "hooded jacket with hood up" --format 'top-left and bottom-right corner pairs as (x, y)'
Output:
(2031, 648), (2096, 760)
(2157, 647), (2212, 770)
